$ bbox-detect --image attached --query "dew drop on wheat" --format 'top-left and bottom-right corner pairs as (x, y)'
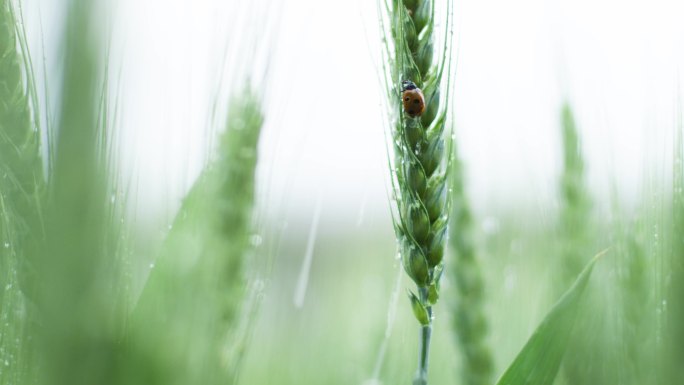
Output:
(149, 263), (155, 269)
(250, 234), (263, 247)
(3, 242), (8, 248)
(253, 278), (265, 292)
(482, 216), (500, 235)
(504, 266), (517, 292)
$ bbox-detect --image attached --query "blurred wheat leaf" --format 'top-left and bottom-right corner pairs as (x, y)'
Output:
(495, 249), (607, 385)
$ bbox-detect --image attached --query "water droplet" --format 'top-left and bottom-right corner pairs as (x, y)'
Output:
(482, 217), (500, 235)
(149, 263), (155, 269)
(249, 234), (263, 247)
(110, 195), (116, 204)
(167, 224), (173, 230)
(5, 284), (12, 290)
(3, 242), (8, 248)
(253, 279), (265, 291)
(4, 360), (8, 366)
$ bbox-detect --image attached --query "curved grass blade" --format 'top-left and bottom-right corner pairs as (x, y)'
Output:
(495, 249), (607, 385)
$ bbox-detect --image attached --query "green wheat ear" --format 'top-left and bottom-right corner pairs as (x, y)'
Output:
(0, 1), (46, 383)
(449, 144), (493, 385)
(381, 0), (453, 384)
(558, 103), (592, 287)
(125, 86), (263, 385)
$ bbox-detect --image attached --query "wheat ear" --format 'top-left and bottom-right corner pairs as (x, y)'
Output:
(381, 0), (452, 384)
(126, 88), (263, 385)
(0, 1), (46, 383)
(448, 146), (493, 385)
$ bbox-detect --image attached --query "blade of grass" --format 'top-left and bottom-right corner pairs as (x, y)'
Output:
(496, 249), (607, 385)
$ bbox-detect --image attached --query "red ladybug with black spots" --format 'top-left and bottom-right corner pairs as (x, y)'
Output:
(401, 80), (425, 118)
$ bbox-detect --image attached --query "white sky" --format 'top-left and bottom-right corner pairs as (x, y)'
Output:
(22, 0), (684, 227)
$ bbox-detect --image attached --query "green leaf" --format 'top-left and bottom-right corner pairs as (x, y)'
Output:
(495, 249), (608, 385)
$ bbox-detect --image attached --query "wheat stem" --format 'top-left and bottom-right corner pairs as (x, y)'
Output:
(413, 287), (432, 385)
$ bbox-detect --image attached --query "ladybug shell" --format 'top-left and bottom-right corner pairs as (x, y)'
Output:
(402, 88), (425, 118)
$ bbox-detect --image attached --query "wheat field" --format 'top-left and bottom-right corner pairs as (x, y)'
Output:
(1, 0), (684, 384)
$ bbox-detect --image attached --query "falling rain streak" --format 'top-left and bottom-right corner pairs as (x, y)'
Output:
(293, 196), (322, 308)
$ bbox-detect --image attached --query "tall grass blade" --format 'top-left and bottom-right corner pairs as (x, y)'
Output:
(496, 250), (605, 385)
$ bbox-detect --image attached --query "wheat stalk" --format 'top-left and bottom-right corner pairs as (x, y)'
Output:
(381, 1), (452, 383)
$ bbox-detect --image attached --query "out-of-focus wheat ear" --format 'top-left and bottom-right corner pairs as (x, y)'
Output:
(0, 1), (46, 384)
(615, 218), (651, 385)
(125, 87), (264, 385)
(448, 144), (493, 385)
(556, 102), (610, 384)
(665, 96), (684, 384)
(558, 103), (592, 288)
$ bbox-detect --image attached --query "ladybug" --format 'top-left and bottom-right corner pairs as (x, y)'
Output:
(401, 80), (425, 118)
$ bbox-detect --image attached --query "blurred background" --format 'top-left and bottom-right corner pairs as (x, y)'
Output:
(10, 0), (684, 384)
